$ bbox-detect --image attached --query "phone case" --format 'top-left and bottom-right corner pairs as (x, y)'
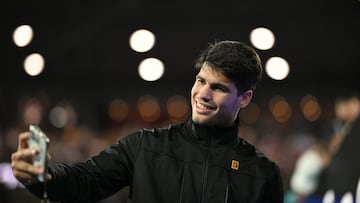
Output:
(29, 124), (50, 182)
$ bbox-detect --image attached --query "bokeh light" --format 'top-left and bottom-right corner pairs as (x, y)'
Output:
(166, 95), (189, 121)
(21, 97), (43, 125)
(13, 24), (33, 47)
(108, 98), (129, 122)
(250, 27), (275, 50)
(129, 29), (156, 53)
(49, 106), (68, 128)
(300, 94), (321, 122)
(137, 95), (161, 122)
(269, 95), (292, 123)
(265, 57), (290, 80)
(23, 53), (45, 76)
(138, 57), (164, 81)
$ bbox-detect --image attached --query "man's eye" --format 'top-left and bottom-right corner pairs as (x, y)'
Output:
(196, 79), (205, 84)
(213, 86), (229, 93)
(216, 88), (226, 92)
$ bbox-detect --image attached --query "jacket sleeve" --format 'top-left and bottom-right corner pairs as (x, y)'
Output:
(261, 163), (284, 203)
(23, 130), (144, 203)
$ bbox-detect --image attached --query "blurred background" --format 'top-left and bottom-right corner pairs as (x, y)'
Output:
(1, 0), (360, 202)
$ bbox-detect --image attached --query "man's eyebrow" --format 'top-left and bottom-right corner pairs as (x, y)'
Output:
(196, 75), (230, 91)
(195, 75), (203, 79)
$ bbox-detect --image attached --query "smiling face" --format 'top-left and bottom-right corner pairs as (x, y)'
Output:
(191, 64), (253, 127)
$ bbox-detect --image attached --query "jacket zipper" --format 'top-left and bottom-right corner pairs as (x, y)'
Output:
(224, 172), (230, 203)
(200, 136), (211, 203)
(179, 162), (187, 203)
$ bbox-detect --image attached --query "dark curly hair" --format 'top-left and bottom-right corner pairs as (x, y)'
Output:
(194, 40), (263, 94)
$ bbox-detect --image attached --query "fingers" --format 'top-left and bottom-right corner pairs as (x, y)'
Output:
(11, 160), (43, 181)
(12, 160), (43, 176)
(11, 147), (41, 181)
(18, 132), (30, 150)
(12, 132), (52, 182)
(11, 155), (52, 181)
(12, 148), (37, 163)
(12, 170), (36, 180)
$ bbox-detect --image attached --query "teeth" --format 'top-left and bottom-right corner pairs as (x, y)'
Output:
(195, 99), (212, 110)
(197, 102), (208, 109)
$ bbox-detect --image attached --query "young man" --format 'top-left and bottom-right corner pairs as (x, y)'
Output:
(11, 40), (284, 203)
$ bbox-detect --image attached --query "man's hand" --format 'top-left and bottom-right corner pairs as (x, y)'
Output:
(11, 132), (51, 181)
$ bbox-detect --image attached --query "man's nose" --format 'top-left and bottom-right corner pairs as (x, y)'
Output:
(198, 85), (212, 101)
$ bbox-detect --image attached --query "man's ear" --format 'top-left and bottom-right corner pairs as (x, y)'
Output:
(238, 90), (253, 109)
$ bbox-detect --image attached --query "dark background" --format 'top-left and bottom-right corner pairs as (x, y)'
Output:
(2, 0), (360, 96)
(0, 0), (359, 137)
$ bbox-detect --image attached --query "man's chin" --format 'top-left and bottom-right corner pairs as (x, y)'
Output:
(192, 115), (234, 127)
(192, 116), (213, 126)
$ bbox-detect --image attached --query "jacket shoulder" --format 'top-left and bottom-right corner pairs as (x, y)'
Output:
(236, 138), (279, 176)
(142, 122), (186, 138)
(138, 122), (188, 147)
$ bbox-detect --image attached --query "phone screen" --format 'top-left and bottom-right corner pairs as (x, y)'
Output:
(29, 124), (50, 182)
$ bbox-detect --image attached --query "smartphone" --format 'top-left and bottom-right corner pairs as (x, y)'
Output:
(29, 124), (50, 182)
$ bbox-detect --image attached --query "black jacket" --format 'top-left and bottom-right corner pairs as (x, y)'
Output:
(26, 119), (284, 203)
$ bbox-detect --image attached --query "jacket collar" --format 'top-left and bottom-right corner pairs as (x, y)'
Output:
(186, 118), (240, 146)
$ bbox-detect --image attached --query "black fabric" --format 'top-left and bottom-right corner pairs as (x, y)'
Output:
(315, 117), (360, 198)
(25, 119), (284, 203)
